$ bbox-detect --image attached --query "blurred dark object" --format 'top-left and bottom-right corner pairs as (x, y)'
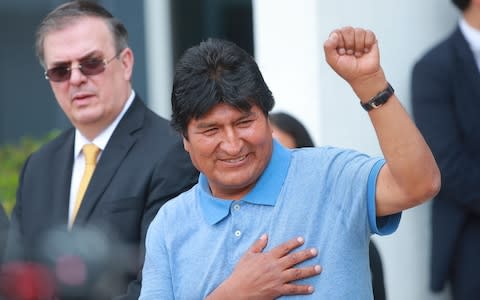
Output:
(171, 0), (254, 62)
(0, 206), (8, 262)
(1, 225), (137, 300)
(370, 241), (386, 300)
(0, 262), (56, 300)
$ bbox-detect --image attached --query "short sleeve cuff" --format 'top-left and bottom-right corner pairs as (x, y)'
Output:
(367, 159), (402, 235)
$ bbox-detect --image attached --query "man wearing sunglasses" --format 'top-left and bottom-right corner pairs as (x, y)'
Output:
(2, 1), (198, 299)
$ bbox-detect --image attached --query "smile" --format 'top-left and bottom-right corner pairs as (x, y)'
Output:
(223, 155), (247, 163)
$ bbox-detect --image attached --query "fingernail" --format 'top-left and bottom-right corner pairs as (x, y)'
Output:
(260, 233), (267, 240)
(338, 48), (346, 55)
(314, 265), (322, 273)
(297, 236), (304, 244)
(310, 248), (317, 255)
(308, 286), (315, 293)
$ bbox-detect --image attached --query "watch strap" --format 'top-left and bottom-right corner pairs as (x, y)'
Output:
(360, 83), (394, 111)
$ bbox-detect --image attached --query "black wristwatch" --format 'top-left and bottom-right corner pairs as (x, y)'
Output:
(360, 83), (394, 111)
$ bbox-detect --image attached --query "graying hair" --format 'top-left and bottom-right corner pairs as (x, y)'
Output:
(36, 0), (128, 67)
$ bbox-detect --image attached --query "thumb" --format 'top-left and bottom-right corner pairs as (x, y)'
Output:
(248, 233), (268, 253)
(324, 32), (340, 66)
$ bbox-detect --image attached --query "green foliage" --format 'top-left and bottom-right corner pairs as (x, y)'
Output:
(0, 131), (59, 214)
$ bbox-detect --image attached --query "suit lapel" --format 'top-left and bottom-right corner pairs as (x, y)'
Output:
(452, 27), (480, 98)
(49, 130), (75, 226)
(73, 96), (145, 227)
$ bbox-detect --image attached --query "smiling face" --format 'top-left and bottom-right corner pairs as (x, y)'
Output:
(183, 103), (273, 200)
(42, 16), (133, 140)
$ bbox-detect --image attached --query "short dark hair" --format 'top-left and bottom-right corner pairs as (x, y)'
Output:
(171, 38), (275, 137)
(451, 0), (471, 11)
(35, 0), (129, 67)
(269, 112), (315, 148)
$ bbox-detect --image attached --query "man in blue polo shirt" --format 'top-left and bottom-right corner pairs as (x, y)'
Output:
(140, 27), (441, 299)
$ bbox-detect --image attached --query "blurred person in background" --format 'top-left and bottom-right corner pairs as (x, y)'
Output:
(1, 1), (198, 299)
(269, 111), (386, 300)
(269, 112), (315, 148)
(411, 0), (480, 299)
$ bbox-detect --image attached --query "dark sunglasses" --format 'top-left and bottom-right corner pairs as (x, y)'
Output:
(44, 53), (120, 82)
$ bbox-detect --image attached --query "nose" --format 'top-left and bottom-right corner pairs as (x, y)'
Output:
(220, 128), (243, 155)
(69, 64), (87, 85)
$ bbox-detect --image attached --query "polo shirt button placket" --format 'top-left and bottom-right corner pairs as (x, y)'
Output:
(232, 202), (242, 238)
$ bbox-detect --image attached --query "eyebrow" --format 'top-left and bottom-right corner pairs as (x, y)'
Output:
(195, 110), (256, 129)
(195, 121), (218, 129)
(50, 50), (103, 67)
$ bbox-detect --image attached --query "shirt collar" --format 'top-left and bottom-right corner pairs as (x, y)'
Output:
(459, 18), (480, 54)
(198, 139), (292, 225)
(74, 90), (136, 157)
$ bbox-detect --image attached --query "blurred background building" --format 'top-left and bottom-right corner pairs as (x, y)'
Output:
(0, 0), (458, 299)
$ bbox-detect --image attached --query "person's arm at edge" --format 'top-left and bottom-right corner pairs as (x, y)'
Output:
(323, 27), (441, 217)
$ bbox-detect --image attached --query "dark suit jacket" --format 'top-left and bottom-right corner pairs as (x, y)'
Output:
(3, 96), (198, 299)
(411, 27), (480, 291)
(0, 205), (8, 262)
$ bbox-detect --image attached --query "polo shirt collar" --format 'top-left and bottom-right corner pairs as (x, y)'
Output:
(198, 140), (292, 225)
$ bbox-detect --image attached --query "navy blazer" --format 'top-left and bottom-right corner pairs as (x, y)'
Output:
(3, 96), (198, 299)
(0, 205), (8, 262)
(411, 27), (480, 291)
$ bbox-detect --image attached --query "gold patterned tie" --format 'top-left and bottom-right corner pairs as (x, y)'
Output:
(69, 144), (100, 228)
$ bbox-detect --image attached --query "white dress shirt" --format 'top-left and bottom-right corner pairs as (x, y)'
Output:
(460, 18), (480, 72)
(68, 90), (136, 222)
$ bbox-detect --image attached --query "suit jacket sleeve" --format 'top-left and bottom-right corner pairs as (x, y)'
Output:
(0, 201), (10, 262)
(3, 155), (31, 262)
(411, 44), (480, 214)
(119, 138), (198, 300)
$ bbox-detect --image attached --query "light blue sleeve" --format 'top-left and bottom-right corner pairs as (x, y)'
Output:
(139, 212), (174, 299)
(367, 159), (402, 235)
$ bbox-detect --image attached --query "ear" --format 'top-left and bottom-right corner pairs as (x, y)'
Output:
(268, 119), (274, 133)
(183, 136), (190, 153)
(120, 48), (134, 81)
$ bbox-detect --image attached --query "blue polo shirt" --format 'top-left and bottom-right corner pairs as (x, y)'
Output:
(140, 141), (401, 299)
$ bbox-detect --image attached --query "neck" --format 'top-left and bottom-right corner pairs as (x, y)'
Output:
(464, 3), (480, 30)
(79, 126), (104, 142)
